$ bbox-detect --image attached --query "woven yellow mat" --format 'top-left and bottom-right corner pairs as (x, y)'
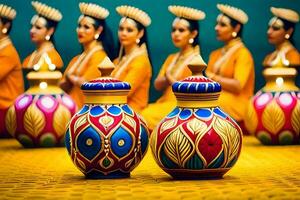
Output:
(0, 136), (299, 200)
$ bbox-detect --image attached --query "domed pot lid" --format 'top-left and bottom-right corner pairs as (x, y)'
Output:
(81, 57), (131, 104)
(172, 55), (222, 108)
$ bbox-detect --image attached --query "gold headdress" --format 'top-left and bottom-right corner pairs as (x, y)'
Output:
(79, 2), (109, 20)
(168, 5), (205, 21)
(217, 4), (248, 24)
(31, 1), (62, 22)
(271, 7), (299, 23)
(0, 4), (16, 20)
(116, 5), (151, 27)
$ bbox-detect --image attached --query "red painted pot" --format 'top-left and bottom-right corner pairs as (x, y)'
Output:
(150, 55), (242, 179)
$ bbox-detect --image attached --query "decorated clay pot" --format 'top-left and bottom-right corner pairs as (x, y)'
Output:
(65, 58), (149, 179)
(5, 54), (77, 147)
(245, 68), (300, 145)
(150, 55), (243, 179)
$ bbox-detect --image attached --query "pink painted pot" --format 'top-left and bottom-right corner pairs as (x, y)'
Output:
(5, 71), (76, 147)
(245, 68), (300, 145)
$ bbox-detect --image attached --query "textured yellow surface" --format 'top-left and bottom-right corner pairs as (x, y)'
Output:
(0, 136), (300, 200)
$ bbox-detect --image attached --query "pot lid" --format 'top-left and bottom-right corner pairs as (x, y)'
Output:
(172, 55), (221, 94)
(81, 57), (131, 92)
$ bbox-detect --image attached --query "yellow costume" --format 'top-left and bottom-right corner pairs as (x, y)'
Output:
(264, 7), (300, 67)
(22, 47), (63, 69)
(263, 41), (300, 67)
(207, 38), (255, 122)
(60, 46), (106, 108)
(23, 1), (63, 69)
(112, 45), (152, 113)
(141, 48), (199, 130)
(0, 36), (24, 109)
(141, 5), (205, 130)
(113, 5), (152, 113)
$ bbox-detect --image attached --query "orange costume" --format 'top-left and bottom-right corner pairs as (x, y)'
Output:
(0, 36), (24, 109)
(141, 47), (199, 130)
(263, 41), (300, 68)
(22, 46), (63, 69)
(207, 38), (255, 122)
(112, 45), (152, 113)
(60, 46), (106, 108)
(23, 1), (63, 70)
(0, 36), (24, 135)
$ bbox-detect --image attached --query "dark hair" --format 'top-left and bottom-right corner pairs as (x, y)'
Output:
(180, 17), (200, 47)
(87, 15), (116, 60)
(117, 18), (152, 64)
(0, 17), (13, 34)
(278, 17), (296, 44)
(224, 14), (244, 38)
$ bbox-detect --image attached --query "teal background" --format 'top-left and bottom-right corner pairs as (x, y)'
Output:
(2, 0), (300, 102)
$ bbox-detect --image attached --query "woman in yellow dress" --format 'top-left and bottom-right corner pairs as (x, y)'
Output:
(0, 4), (24, 137)
(59, 3), (115, 108)
(22, 1), (63, 70)
(141, 5), (205, 131)
(112, 5), (152, 113)
(263, 7), (300, 68)
(206, 4), (255, 133)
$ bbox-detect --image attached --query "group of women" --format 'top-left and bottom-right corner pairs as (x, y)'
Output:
(0, 2), (299, 137)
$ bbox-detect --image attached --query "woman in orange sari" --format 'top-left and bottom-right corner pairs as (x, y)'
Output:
(263, 7), (300, 68)
(0, 4), (24, 137)
(206, 4), (255, 134)
(59, 3), (115, 108)
(22, 1), (63, 70)
(141, 5), (205, 130)
(112, 5), (152, 113)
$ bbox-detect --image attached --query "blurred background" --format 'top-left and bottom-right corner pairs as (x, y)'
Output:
(2, 0), (300, 101)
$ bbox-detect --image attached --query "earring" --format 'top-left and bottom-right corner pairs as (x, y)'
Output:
(136, 38), (140, 44)
(285, 34), (290, 39)
(94, 34), (99, 40)
(231, 32), (237, 38)
(45, 35), (50, 41)
(2, 28), (8, 34)
(188, 38), (194, 44)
